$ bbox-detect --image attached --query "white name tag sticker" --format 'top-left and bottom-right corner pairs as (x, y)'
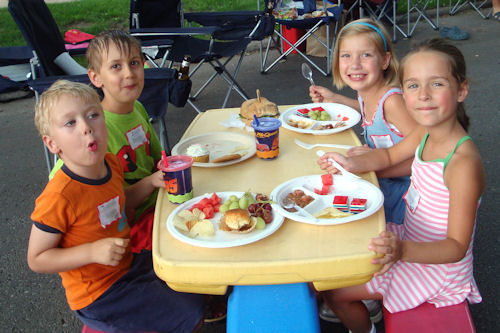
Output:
(98, 196), (122, 228)
(126, 125), (148, 151)
(403, 181), (420, 214)
(370, 134), (394, 149)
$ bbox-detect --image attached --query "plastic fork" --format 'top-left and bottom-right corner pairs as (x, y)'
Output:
(316, 150), (361, 180)
(294, 138), (353, 150)
(282, 196), (319, 222)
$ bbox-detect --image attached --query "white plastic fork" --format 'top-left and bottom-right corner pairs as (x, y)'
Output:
(316, 150), (361, 180)
(294, 138), (353, 150)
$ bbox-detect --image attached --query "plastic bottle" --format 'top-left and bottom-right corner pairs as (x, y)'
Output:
(178, 55), (191, 80)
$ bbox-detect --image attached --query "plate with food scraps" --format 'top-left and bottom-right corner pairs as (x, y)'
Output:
(171, 132), (256, 167)
(166, 191), (285, 248)
(280, 103), (360, 135)
(270, 174), (383, 225)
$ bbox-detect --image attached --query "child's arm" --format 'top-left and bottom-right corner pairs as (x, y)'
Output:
(124, 170), (165, 210)
(309, 86), (360, 112)
(27, 225), (129, 273)
(318, 126), (425, 174)
(370, 145), (485, 268)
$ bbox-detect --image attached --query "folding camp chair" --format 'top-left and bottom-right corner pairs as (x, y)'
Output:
(358, 0), (409, 41)
(261, 0), (344, 77)
(130, 0), (274, 113)
(449, 0), (491, 18)
(8, 0), (186, 174)
(404, 0), (440, 36)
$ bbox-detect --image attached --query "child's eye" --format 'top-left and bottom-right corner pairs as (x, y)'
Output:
(88, 112), (99, 119)
(362, 52), (372, 57)
(111, 64), (120, 70)
(432, 81), (444, 87)
(340, 53), (350, 58)
(406, 83), (418, 89)
(64, 119), (76, 127)
(131, 60), (140, 66)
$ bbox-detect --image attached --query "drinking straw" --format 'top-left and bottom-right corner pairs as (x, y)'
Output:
(253, 114), (260, 126)
(162, 150), (168, 167)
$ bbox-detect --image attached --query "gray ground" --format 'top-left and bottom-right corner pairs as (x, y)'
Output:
(1, 8), (498, 333)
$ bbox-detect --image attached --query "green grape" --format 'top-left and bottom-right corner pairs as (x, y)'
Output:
(238, 196), (249, 210)
(229, 201), (240, 210)
(219, 204), (229, 214)
(245, 193), (255, 205)
(229, 195), (238, 202)
(320, 112), (331, 121)
(255, 217), (266, 229)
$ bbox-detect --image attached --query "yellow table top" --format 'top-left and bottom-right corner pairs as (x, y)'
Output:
(152, 106), (385, 295)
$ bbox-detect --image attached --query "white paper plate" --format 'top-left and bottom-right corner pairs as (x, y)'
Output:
(270, 174), (384, 225)
(280, 103), (360, 135)
(166, 192), (285, 248)
(171, 132), (256, 167)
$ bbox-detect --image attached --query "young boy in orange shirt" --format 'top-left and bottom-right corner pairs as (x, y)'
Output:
(29, 80), (204, 332)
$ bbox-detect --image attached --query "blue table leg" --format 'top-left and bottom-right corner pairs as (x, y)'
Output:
(227, 283), (320, 333)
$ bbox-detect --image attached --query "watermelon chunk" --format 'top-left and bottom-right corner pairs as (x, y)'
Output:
(311, 106), (325, 112)
(321, 174), (333, 185)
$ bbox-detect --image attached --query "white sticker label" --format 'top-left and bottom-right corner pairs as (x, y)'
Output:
(98, 196), (122, 228)
(370, 134), (394, 149)
(403, 182), (420, 214)
(126, 125), (148, 151)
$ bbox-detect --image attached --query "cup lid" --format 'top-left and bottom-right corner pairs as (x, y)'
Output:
(251, 117), (281, 130)
(158, 155), (193, 171)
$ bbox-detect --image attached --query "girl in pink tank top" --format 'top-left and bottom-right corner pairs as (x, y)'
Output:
(317, 39), (485, 333)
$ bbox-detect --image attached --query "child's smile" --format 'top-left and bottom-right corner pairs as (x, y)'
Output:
(338, 33), (389, 93)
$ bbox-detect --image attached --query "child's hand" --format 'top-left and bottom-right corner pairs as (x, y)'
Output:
(151, 170), (166, 188)
(317, 152), (348, 174)
(309, 85), (336, 103)
(368, 231), (402, 276)
(347, 144), (371, 157)
(91, 238), (130, 266)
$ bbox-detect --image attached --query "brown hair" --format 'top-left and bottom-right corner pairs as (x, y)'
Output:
(86, 30), (143, 72)
(399, 38), (469, 131)
(34, 80), (101, 137)
(332, 18), (399, 90)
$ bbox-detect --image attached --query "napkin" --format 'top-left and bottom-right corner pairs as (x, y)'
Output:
(220, 112), (253, 132)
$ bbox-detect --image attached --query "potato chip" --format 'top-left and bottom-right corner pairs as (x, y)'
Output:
(313, 207), (353, 219)
(189, 219), (215, 237)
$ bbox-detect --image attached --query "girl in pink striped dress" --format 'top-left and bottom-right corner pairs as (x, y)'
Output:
(317, 38), (485, 333)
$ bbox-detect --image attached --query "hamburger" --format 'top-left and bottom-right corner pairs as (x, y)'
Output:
(239, 89), (279, 126)
(219, 209), (257, 233)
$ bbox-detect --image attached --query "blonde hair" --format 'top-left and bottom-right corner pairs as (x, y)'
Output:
(34, 80), (101, 137)
(332, 18), (399, 90)
(86, 30), (144, 72)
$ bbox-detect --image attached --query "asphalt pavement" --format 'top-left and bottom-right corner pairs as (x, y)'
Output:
(0, 8), (499, 333)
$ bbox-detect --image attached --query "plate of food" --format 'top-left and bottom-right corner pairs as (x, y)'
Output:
(171, 132), (256, 167)
(280, 103), (360, 135)
(270, 174), (384, 225)
(166, 191), (285, 248)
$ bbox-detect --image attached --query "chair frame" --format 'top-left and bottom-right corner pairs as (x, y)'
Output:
(260, 0), (344, 77)
(449, 0), (492, 18)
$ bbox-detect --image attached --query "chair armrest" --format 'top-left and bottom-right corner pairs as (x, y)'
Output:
(130, 26), (221, 38)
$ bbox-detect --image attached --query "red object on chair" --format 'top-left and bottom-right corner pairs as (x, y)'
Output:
(282, 26), (306, 54)
(383, 301), (476, 333)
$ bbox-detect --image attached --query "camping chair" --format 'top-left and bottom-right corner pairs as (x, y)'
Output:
(358, 0), (410, 41)
(261, 0), (344, 77)
(449, 0), (491, 18)
(8, 0), (187, 174)
(130, 0), (274, 113)
(403, 0), (440, 36)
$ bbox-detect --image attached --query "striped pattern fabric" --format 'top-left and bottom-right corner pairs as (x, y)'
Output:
(366, 140), (482, 313)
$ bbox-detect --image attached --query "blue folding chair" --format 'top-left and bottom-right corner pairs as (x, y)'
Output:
(8, 0), (188, 173)
(130, 0), (274, 113)
(261, 0), (343, 77)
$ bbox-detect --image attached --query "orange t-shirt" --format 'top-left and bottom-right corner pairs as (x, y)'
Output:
(31, 153), (133, 310)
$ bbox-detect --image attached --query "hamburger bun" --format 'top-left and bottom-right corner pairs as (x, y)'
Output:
(219, 208), (257, 233)
(240, 89), (279, 126)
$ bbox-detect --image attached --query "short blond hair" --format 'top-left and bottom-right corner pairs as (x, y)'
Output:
(332, 18), (399, 90)
(86, 30), (144, 72)
(34, 80), (101, 137)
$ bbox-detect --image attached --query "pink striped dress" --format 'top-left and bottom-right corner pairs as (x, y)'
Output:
(366, 134), (482, 313)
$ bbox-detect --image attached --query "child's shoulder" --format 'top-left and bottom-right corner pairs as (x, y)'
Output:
(446, 138), (485, 189)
